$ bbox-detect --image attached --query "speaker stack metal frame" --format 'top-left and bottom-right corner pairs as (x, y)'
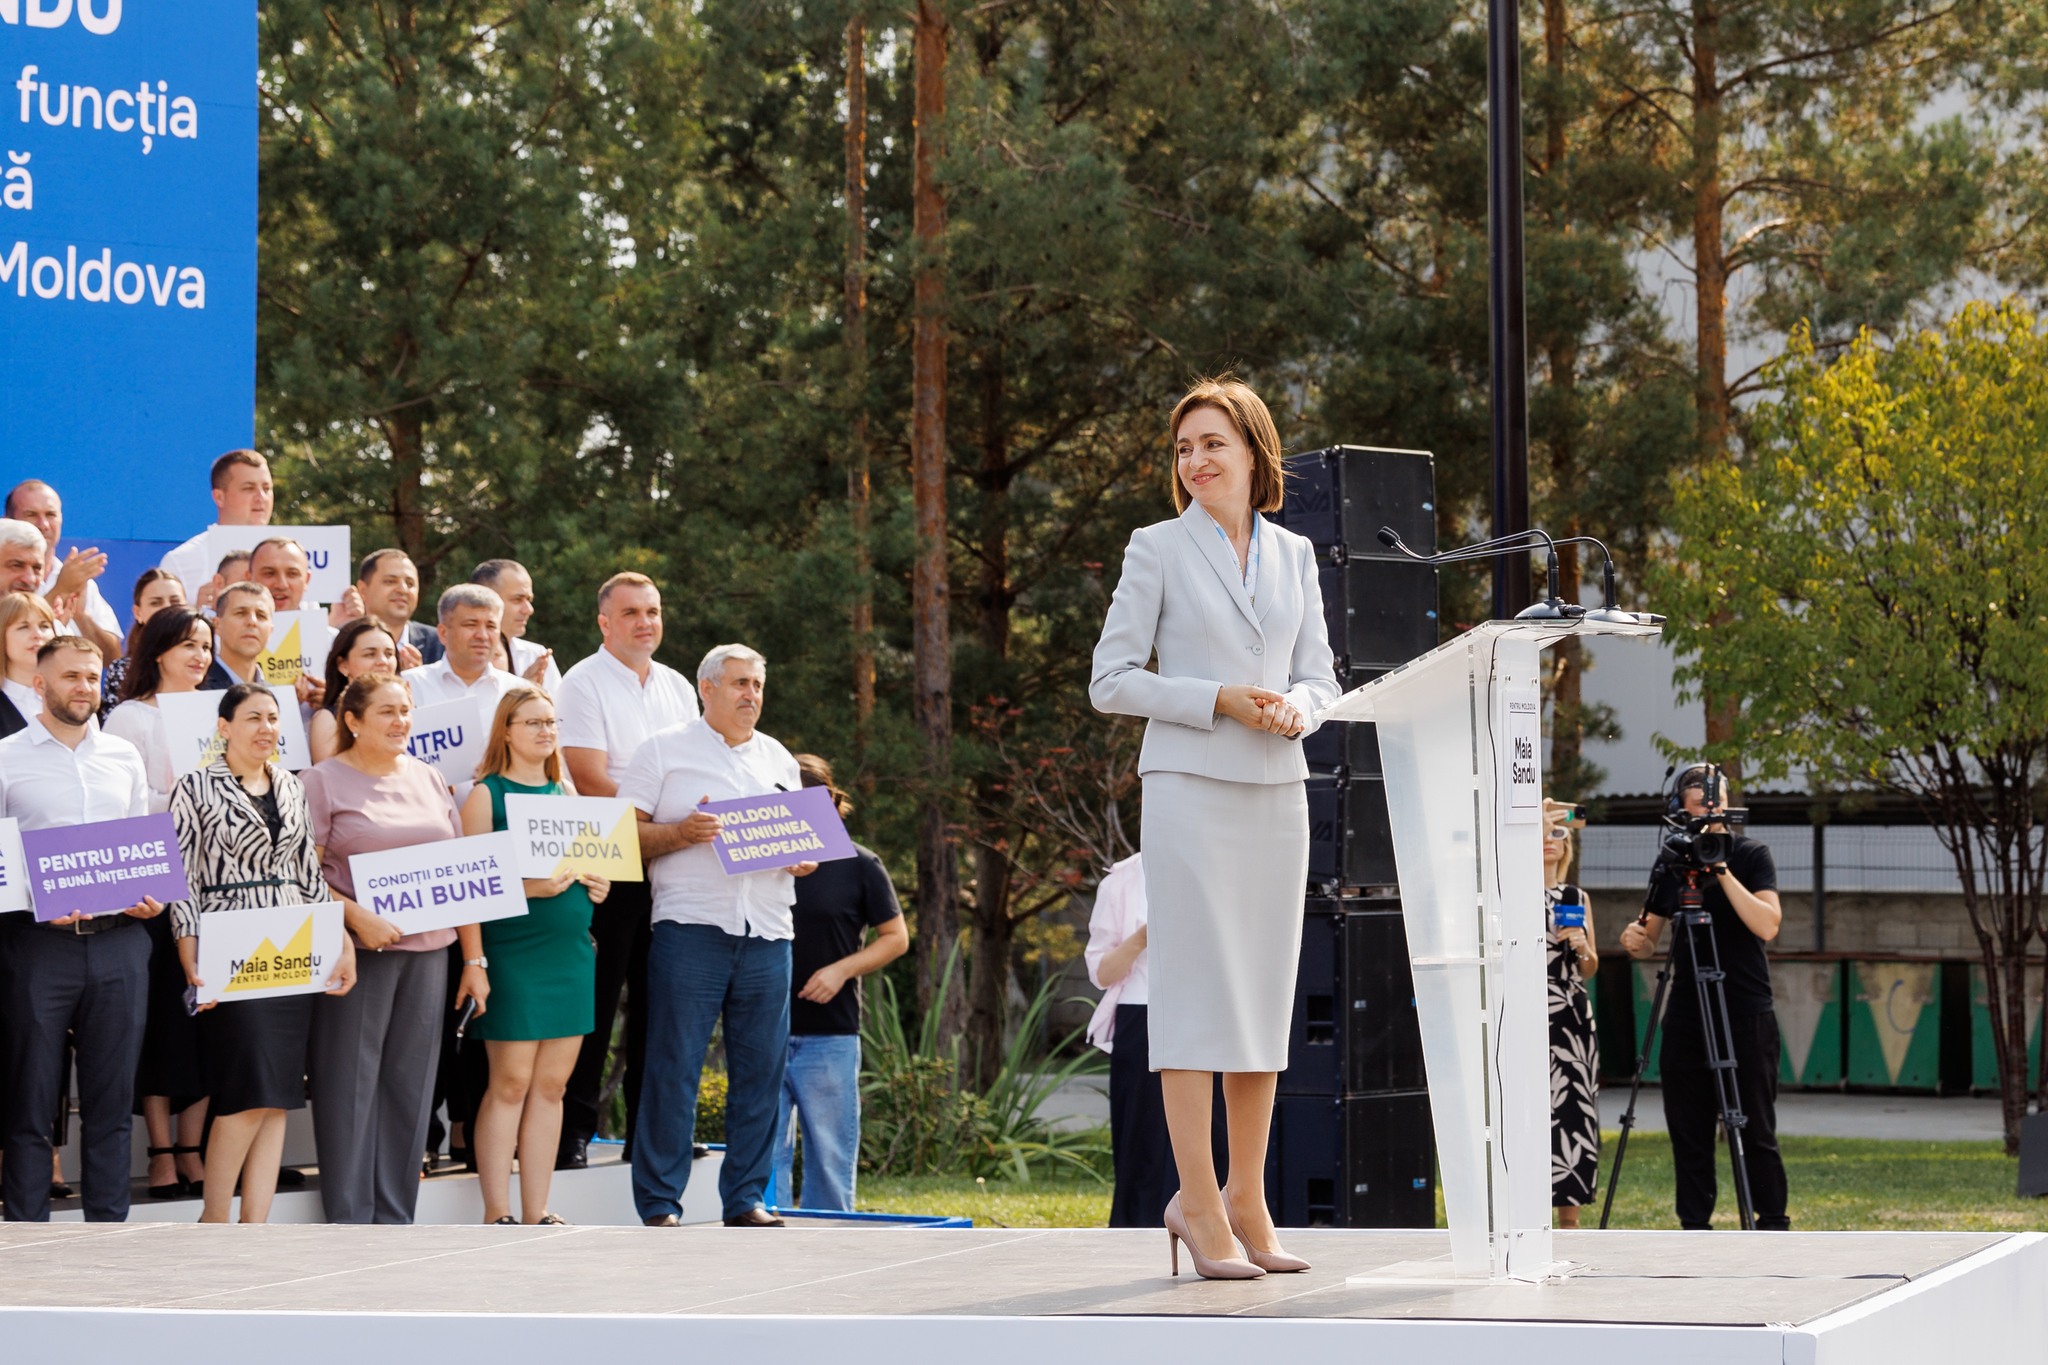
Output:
(1268, 445), (1439, 1229)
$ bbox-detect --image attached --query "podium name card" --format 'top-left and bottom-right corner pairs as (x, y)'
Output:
(0, 818), (28, 914)
(196, 902), (345, 1005)
(706, 785), (856, 875)
(257, 611), (333, 688)
(348, 832), (526, 936)
(503, 795), (643, 881)
(159, 687), (312, 777)
(21, 813), (192, 921)
(207, 525), (353, 604)
(404, 698), (488, 790)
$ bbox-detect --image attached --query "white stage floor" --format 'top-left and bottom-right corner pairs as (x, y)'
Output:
(1, 1222), (2041, 1364)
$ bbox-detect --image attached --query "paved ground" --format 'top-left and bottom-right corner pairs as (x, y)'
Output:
(1037, 1078), (2009, 1143)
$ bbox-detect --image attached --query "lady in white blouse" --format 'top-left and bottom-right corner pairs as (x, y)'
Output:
(1090, 376), (1339, 1280)
(0, 590), (56, 738)
(102, 605), (217, 1199)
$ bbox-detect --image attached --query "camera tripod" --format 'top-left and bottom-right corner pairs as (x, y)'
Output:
(1599, 867), (1757, 1230)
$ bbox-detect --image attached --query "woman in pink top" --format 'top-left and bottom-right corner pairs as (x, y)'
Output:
(303, 673), (488, 1224)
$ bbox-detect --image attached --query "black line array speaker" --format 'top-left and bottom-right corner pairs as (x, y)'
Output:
(1282, 902), (1426, 1097)
(1319, 559), (1441, 673)
(1267, 1091), (1435, 1228)
(1306, 775), (1396, 894)
(1304, 665), (1385, 777)
(1277, 445), (1438, 555)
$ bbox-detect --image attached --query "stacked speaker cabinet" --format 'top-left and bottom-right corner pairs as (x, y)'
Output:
(1269, 446), (1439, 1229)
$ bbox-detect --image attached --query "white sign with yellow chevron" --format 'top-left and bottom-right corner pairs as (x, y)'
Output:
(255, 610), (334, 689)
(503, 794), (644, 881)
(194, 901), (346, 1005)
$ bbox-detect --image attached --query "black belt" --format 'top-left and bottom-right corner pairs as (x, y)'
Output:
(27, 913), (141, 937)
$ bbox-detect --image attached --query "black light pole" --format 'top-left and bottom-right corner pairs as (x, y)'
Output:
(1487, 0), (1533, 618)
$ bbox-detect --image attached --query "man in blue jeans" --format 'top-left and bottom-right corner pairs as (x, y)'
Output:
(622, 643), (813, 1227)
(770, 755), (908, 1211)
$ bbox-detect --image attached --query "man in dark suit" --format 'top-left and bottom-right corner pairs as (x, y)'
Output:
(354, 548), (442, 669)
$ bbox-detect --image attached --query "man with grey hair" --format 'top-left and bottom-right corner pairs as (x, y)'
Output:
(0, 518), (47, 596)
(623, 642), (813, 1228)
(400, 583), (518, 711)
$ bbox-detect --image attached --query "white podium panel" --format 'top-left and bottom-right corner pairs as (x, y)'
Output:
(1321, 618), (1660, 1282)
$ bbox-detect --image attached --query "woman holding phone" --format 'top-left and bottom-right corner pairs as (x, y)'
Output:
(168, 684), (358, 1223)
(1090, 375), (1339, 1279)
(460, 686), (608, 1226)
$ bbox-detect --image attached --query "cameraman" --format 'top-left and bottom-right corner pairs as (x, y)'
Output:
(1618, 764), (1790, 1231)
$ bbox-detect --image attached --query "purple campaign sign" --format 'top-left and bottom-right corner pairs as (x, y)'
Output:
(706, 785), (857, 876)
(21, 813), (192, 922)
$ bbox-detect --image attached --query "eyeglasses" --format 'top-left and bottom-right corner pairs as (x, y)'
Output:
(512, 718), (559, 732)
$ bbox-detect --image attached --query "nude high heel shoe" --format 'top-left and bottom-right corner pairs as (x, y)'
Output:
(1222, 1187), (1311, 1273)
(1164, 1192), (1265, 1280)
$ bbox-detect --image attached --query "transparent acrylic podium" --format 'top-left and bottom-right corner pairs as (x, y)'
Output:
(1318, 616), (1661, 1283)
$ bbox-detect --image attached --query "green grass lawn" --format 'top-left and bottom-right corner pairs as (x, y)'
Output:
(857, 1132), (2048, 1231)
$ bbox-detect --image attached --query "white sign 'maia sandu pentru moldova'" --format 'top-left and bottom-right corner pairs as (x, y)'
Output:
(1500, 678), (1542, 826)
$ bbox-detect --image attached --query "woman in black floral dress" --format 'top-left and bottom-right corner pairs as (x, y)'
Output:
(1543, 799), (1600, 1226)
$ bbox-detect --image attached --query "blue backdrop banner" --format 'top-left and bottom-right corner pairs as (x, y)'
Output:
(1, 2), (256, 541)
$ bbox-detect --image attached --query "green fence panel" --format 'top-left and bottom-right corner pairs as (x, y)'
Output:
(1968, 963), (2043, 1092)
(1772, 960), (1844, 1087)
(1846, 960), (1943, 1091)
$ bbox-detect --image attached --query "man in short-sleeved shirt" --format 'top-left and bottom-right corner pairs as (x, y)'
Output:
(622, 643), (809, 1228)
(550, 571), (697, 1168)
(0, 638), (160, 1223)
(159, 449), (274, 607)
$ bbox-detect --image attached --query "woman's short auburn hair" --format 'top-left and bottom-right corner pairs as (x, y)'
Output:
(1168, 376), (1286, 514)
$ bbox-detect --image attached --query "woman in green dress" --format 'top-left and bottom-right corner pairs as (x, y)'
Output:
(460, 685), (611, 1225)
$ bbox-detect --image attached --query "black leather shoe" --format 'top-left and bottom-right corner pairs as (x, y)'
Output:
(276, 1166), (306, 1189)
(722, 1208), (785, 1227)
(642, 1214), (680, 1227)
(556, 1139), (588, 1172)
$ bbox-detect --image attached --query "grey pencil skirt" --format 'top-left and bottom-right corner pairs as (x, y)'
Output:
(1139, 770), (1309, 1073)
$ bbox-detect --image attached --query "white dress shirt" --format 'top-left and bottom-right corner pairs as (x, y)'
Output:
(619, 719), (801, 940)
(508, 636), (564, 694)
(1083, 852), (1150, 1052)
(401, 656), (521, 713)
(101, 699), (175, 812)
(158, 531), (216, 605)
(39, 568), (120, 636)
(0, 716), (150, 831)
(555, 646), (699, 787)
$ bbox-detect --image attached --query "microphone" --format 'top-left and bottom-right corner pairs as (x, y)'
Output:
(1548, 535), (1665, 626)
(1378, 525), (1577, 620)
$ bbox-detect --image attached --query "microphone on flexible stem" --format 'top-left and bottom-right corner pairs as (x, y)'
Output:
(1378, 526), (1579, 620)
(1549, 534), (1666, 626)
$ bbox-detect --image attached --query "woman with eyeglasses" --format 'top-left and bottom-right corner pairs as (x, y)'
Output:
(1542, 798), (1599, 1227)
(459, 686), (608, 1225)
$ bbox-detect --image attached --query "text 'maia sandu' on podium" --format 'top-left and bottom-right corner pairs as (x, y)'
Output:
(1319, 612), (1660, 1283)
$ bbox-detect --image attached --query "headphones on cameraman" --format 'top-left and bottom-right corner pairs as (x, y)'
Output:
(1664, 762), (1724, 817)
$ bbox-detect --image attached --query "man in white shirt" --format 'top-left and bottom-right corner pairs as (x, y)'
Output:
(400, 584), (518, 711)
(0, 637), (161, 1223)
(4, 481), (123, 661)
(471, 558), (562, 692)
(159, 450), (274, 601)
(354, 548), (442, 669)
(552, 571), (698, 1169)
(624, 643), (811, 1228)
(205, 583), (273, 690)
(0, 518), (48, 595)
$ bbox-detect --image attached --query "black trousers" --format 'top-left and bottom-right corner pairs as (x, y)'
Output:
(0, 920), (149, 1222)
(1107, 1004), (1229, 1228)
(1660, 1004), (1790, 1230)
(561, 878), (651, 1156)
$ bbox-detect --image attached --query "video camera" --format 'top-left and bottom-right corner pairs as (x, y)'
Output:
(1651, 763), (1748, 885)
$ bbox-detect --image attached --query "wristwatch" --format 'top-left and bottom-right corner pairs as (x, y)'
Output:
(464, 956), (489, 969)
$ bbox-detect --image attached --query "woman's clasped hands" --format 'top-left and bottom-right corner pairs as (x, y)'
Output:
(1215, 684), (1306, 739)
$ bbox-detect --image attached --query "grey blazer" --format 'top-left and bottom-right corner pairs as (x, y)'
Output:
(1090, 503), (1340, 784)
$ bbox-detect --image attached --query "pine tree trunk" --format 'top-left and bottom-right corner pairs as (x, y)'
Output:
(385, 406), (427, 561)
(845, 13), (875, 755)
(910, 0), (963, 1044)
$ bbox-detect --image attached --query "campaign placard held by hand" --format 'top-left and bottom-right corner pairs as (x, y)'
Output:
(705, 785), (857, 876)
(256, 611), (333, 688)
(195, 902), (346, 1005)
(159, 687), (312, 777)
(404, 698), (488, 792)
(0, 818), (29, 914)
(207, 525), (353, 604)
(503, 794), (643, 881)
(347, 832), (527, 936)
(21, 813), (192, 921)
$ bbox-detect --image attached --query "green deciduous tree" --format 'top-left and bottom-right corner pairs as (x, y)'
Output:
(1657, 302), (2048, 1149)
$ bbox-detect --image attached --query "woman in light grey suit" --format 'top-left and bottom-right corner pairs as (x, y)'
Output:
(1092, 376), (1339, 1280)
